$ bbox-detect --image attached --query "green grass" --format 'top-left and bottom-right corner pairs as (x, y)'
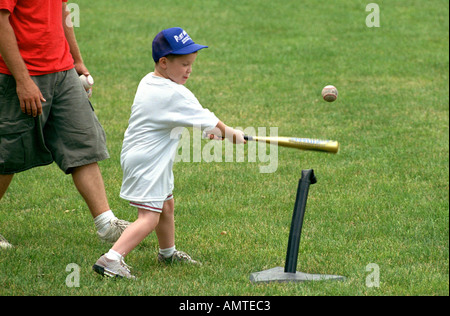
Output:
(0, 0), (448, 296)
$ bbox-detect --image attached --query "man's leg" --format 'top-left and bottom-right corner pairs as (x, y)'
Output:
(0, 174), (14, 201)
(71, 162), (130, 243)
(0, 174), (14, 249)
(71, 162), (109, 218)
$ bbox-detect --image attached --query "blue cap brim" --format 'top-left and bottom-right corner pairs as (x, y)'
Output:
(171, 43), (208, 56)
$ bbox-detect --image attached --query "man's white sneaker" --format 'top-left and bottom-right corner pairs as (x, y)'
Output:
(0, 234), (13, 249)
(97, 218), (130, 243)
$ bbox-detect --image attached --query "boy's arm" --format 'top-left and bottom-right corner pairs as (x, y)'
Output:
(62, 3), (89, 76)
(207, 121), (246, 144)
(0, 9), (45, 117)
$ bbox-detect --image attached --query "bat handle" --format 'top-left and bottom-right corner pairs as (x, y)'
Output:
(244, 135), (252, 141)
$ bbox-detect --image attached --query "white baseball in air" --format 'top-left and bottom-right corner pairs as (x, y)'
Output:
(321, 85), (338, 102)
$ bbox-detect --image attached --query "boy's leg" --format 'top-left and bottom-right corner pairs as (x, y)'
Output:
(155, 198), (201, 265)
(111, 208), (161, 257)
(93, 208), (160, 278)
(155, 198), (175, 250)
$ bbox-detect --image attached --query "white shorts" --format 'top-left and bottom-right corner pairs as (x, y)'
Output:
(129, 194), (173, 213)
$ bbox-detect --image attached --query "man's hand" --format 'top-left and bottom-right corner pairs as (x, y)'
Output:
(74, 62), (89, 77)
(16, 77), (46, 117)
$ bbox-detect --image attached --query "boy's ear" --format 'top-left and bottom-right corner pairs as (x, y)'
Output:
(158, 57), (168, 69)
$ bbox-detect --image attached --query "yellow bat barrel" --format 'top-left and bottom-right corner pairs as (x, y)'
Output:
(250, 136), (340, 153)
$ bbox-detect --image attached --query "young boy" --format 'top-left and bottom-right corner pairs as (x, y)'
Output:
(93, 27), (246, 279)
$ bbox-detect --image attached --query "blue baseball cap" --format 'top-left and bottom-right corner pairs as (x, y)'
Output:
(152, 27), (208, 63)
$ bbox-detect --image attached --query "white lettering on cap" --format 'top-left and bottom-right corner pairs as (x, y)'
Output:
(174, 30), (191, 44)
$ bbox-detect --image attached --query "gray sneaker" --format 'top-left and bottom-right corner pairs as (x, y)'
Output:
(0, 234), (13, 249)
(93, 254), (136, 279)
(158, 250), (202, 266)
(97, 218), (131, 243)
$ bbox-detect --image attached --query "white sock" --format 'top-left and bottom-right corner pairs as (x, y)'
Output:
(94, 210), (117, 234)
(105, 249), (123, 261)
(159, 246), (176, 258)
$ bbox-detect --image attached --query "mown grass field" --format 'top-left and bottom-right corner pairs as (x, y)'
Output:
(0, 0), (448, 296)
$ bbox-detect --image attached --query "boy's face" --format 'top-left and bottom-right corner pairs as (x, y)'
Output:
(164, 53), (198, 85)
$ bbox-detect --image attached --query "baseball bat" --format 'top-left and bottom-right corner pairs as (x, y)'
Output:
(243, 135), (340, 153)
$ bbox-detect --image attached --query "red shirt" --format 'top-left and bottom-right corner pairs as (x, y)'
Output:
(0, 0), (74, 75)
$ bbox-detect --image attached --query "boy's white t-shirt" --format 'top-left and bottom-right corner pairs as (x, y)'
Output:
(120, 73), (219, 202)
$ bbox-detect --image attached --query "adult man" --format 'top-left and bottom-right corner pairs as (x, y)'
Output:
(0, 0), (129, 249)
